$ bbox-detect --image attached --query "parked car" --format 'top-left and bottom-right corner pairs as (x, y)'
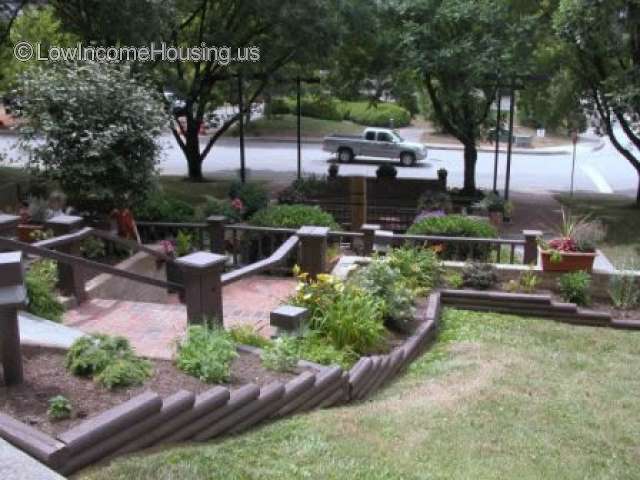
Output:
(322, 128), (428, 166)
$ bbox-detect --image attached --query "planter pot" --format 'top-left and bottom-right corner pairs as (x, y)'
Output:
(488, 210), (503, 226)
(17, 224), (43, 243)
(539, 247), (597, 272)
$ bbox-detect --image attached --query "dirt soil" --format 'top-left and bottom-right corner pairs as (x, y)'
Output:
(0, 346), (305, 436)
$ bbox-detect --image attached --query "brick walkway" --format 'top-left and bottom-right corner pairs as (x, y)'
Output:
(63, 275), (297, 359)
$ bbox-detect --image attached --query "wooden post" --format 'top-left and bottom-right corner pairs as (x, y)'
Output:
(349, 176), (367, 231)
(0, 251), (27, 385)
(206, 215), (227, 254)
(523, 230), (542, 265)
(360, 223), (381, 256)
(45, 214), (87, 302)
(177, 251), (226, 326)
(297, 226), (329, 279)
(0, 214), (19, 239)
(270, 305), (308, 337)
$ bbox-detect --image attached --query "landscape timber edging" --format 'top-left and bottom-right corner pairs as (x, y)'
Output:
(1, 293), (443, 475)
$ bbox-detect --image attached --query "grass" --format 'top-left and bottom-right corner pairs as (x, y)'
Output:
(556, 193), (640, 268)
(157, 176), (234, 205)
(235, 114), (362, 138)
(81, 309), (640, 480)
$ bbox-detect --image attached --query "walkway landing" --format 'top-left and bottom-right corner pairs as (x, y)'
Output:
(63, 275), (297, 359)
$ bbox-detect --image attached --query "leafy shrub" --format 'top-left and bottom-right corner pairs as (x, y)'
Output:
(65, 334), (152, 389)
(175, 230), (193, 257)
(300, 95), (342, 121)
(19, 62), (165, 215)
(328, 163), (339, 178)
(228, 181), (269, 218)
(608, 273), (639, 310)
(351, 260), (417, 333)
(229, 326), (271, 348)
(249, 204), (340, 230)
(558, 271), (591, 306)
(277, 175), (331, 204)
(198, 195), (243, 223)
(176, 326), (237, 383)
(338, 101), (411, 127)
(298, 333), (355, 369)
(386, 247), (441, 292)
(417, 191), (453, 213)
(376, 163), (397, 179)
(444, 271), (464, 289)
(261, 335), (299, 372)
(95, 357), (154, 390)
(462, 263), (498, 290)
(407, 215), (497, 261)
(269, 97), (290, 115)
(135, 191), (195, 222)
(26, 260), (64, 322)
(290, 272), (385, 354)
(80, 236), (106, 260)
(47, 395), (72, 421)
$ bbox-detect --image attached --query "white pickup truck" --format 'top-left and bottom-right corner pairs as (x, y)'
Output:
(322, 128), (428, 166)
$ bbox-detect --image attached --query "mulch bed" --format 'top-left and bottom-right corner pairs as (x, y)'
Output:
(0, 346), (305, 436)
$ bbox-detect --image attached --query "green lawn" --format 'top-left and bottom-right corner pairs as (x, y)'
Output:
(233, 114), (362, 138)
(81, 309), (640, 480)
(556, 193), (640, 268)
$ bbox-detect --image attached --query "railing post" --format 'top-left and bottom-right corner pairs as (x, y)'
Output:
(360, 223), (381, 256)
(373, 229), (394, 253)
(270, 305), (309, 337)
(177, 252), (226, 326)
(523, 230), (542, 265)
(45, 214), (87, 302)
(0, 214), (19, 239)
(0, 251), (27, 385)
(297, 226), (329, 279)
(207, 215), (227, 254)
(349, 176), (367, 231)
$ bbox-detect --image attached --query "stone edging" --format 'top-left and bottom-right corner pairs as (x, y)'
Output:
(0, 293), (442, 476)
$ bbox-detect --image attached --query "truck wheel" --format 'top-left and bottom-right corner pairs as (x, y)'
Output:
(400, 152), (416, 167)
(338, 148), (354, 163)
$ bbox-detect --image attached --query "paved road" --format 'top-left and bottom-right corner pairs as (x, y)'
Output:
(1, 128), (637, 196)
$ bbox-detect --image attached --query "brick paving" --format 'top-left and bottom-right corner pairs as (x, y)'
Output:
(63, 275), (297, 359)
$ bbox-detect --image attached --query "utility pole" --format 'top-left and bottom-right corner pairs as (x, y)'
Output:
(492, 92), (502, 193)
(296, 75), (302, 180)
(237, 73), (246, 184)
(504, 83), (515, 203)
(570, 130), (578, 197)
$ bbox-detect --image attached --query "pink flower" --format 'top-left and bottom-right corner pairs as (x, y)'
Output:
(231, 198), (244, 211)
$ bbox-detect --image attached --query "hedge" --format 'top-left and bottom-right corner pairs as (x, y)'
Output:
(249, 204), (340, 230)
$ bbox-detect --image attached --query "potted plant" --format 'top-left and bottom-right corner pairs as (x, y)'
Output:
(17, 198), (47, 242)
(538, 209), (604, 272)
(473, 192), (512, 226)
(162, 230), (194, 298)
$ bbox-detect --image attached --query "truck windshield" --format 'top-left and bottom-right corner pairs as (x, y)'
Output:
(392, 130), (404, 142)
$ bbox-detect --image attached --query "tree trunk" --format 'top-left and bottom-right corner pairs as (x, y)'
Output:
(185, 122), (204, 181)
(462, 142), (477, 194)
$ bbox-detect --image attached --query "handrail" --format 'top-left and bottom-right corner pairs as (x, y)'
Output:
(390, 233), (525, 245)
(136, 220), (207, 229)
(225, 223), (298, 235)
(221, 235), (299, 286)
(0, 236), (183, 291)
(33, 227), (94, 249)
(90, 228), (173, 262)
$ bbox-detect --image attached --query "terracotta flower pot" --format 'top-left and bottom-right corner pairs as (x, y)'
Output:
(539, 246), (597, 272)
(17, 224), (43, 243)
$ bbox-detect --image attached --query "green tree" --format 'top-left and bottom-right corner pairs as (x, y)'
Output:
(18, 62), (166, 215)
(53, 0), (336, 181)
(554, 0), (640, 205)
(401, 0), (535, 193)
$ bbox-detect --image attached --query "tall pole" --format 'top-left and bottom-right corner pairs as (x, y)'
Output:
(504, 83), (515, 202)
(237, 73), (246, 184)
(296, 75), (302, 180)
(570, 130), (578, 197)
(492, 90), (502, 193)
